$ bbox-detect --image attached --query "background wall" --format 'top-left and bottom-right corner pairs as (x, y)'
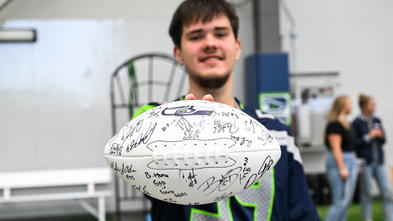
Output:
(0, 0), (254, 171)
(0, 0), (392, 218)
(280, 0), (393, 172)
(0, 0), (253, 218)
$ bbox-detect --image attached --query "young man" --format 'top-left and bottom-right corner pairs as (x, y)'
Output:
(351, 94), (393, 221)
(142, 0), (320, 220)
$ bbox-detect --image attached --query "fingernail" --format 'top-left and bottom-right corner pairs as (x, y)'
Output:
(185, 94), (195, 100)
(203, 94), (214, 101)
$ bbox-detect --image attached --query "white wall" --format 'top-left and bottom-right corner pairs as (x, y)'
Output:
(0, 0), (255, 170)
(281, 0), (393, 169)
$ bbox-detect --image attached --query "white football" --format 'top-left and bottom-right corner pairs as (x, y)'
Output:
(104, 100), (281, 205)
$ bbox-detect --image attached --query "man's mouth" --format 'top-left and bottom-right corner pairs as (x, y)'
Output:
(199, 55), (224, 63)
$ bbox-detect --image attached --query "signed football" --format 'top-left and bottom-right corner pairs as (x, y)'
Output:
(104, 100), (281, 205)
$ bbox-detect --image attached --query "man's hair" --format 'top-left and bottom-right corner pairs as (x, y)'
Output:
(358, 93), (372, 110)
(169, 0), (239, 48)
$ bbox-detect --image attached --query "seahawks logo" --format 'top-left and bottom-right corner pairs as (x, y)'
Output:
(161, 105), (214, 116)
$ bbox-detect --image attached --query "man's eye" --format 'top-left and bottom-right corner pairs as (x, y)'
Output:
(216, 32), (228, 38)
(189, 35), (202, 41)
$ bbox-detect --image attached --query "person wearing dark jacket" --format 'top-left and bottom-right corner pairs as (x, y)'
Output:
(351, 93), (393, 221)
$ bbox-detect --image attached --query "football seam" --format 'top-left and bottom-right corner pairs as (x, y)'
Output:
(104, 148), (280, 158)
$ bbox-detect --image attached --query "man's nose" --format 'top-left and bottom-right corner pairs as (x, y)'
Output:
(203, 34), (217, 51)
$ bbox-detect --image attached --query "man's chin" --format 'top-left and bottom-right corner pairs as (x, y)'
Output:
(191, 73), (230, 89)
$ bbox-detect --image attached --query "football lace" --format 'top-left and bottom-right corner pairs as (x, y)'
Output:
(152, 142), (229, 167)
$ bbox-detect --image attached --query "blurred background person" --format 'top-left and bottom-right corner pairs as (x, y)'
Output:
(324, 96), (360, 221)
(351, 93), (393, 221)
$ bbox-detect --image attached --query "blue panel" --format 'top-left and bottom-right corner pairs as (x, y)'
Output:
(256, 53), (289, 92)
(245, 54), (258, 109)
(245, 53), (289, 109)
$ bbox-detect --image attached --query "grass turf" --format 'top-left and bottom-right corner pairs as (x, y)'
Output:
(317, 200), (383, 221)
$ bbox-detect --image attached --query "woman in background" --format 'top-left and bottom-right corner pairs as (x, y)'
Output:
(324, 96), (360, 221)
(351, 94), (393, 221)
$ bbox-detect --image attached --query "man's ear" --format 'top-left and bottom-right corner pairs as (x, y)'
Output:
(173, 45), (184, 65)
(235, 39), (242, 60)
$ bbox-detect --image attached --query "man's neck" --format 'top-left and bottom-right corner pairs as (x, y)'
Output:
(362, 112), (372, 119)
(188, 75), (236, 107)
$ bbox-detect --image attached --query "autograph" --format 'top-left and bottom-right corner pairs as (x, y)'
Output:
(197, 166), (242, 195)
(125, 122), (157, 152)
(197, 156), (274, 195)
(243, 156), (274, 189)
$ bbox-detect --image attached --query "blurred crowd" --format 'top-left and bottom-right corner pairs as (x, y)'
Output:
(323, 93), (393, 221)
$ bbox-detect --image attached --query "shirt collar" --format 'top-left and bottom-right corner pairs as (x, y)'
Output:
(360, 114), (373, 121)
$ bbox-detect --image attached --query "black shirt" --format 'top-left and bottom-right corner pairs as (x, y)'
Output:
(325, 120), (354, 152)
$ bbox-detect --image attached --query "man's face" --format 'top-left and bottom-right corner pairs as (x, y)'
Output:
(366, 99), (376, 113)
(174, 14), (242, 89)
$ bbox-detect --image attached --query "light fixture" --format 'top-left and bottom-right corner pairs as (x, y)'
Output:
(0, 29), (37, 43)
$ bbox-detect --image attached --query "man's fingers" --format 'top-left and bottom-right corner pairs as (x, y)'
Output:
(185, 94), (196, 100)
(202, 94), (214, 101)
(184, 93), (214, 101)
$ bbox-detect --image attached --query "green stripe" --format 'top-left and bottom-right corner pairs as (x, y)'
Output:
(232, 195), (259, 221)
(267, 168), (275, 221)
(128, 59), (136, 80)
(128, 59), (137, 118)
(131, 104), (156, 119)
(190, 202), (221, 221)
(251, 180), (261, 188)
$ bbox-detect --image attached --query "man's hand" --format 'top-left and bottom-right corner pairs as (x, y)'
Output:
(184, 93), (214, 101)
(369, 128), (383, 138)
(162, 93), (214, 105)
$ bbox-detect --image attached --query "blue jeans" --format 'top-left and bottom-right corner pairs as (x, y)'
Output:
(360, 163), (393, 221)
(325, 152), (360, 221)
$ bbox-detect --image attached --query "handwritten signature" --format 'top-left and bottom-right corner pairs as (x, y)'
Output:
(179, 169), (198, 187)
(110, 161), (136, 175)
(213, 191), (233, 201)
(231, 135), (252, 147)
(108, 143), (123, 156)
(258, 130), (274, 146)
(197, 166), (242, 195)
(244, 119), (256, 134)
(243, 156), (274, 189)
(125, 122), (157, 152)
(174, 116), (193, 132)
(213, 120), (239, 134)
(196, 156), (274, 195)
(121, 119), (144, 141)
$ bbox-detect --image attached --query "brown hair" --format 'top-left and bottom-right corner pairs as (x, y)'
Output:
(169, 0), (239, 48)
(327, 95), (350, 127)
(358, 93), (372, 111)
